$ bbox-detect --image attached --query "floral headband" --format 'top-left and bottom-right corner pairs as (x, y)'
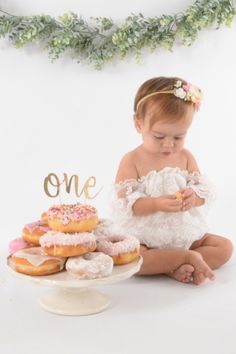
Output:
(136, 80), (203, 112)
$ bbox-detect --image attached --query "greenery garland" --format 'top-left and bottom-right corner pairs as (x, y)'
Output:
(0, 0), (235, 69)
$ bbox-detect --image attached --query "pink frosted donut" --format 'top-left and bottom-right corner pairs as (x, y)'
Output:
(22, 220), (50, 246)
(8, 238), (33, 255)
(97, 235), (140, 265)
(48, 204), (98, 232)
(40, 230), (97, 257)
(66, 252), (113, 279)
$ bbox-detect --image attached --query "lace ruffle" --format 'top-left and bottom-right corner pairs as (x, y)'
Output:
(112, 179), (147, 216)
(109, 167), (215, 249)
(186, 172), (216, 207)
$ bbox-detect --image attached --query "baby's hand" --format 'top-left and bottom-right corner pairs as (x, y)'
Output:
(155, 195), (183, 213)
(180, 188), (204, 211)
(180, 188), (196, 211)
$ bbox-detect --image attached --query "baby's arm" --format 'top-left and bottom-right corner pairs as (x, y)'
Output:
(115, 153), (182, 216)
(183, 149), (206, 208)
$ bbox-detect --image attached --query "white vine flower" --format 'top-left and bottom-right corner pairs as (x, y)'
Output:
(174, 87), (187, 99)
(175, 80), (182, 88)
(188, 86), (203, 103)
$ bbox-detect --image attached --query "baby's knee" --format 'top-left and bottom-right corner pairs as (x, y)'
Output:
(219, 237), (234, 263)
(137, 245), (155, 275)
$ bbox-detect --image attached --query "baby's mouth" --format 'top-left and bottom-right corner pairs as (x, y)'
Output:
(161, 151), (172, 155)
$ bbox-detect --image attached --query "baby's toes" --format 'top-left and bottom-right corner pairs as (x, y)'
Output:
(181, 276), (189, 283)
(205, 268), (215, 281)
(186, 274), (193, 283)
(178, 274), (186, 282)
(187, 272), (193, 279)
(181, 272), (191, 283)
(193, 272), (205, 285)
(183, 277), (191, 283)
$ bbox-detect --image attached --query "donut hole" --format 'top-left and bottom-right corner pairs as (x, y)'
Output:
(110, 236), (125, 244)
(83, 253), (94, 261)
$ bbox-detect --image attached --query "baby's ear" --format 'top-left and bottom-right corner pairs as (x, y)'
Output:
(134, 117), (142, 133)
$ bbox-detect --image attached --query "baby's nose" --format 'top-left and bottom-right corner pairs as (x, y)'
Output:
(163, 138), (174, 147)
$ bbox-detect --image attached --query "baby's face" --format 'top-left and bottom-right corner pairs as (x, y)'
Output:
(135, 105), (194, 156)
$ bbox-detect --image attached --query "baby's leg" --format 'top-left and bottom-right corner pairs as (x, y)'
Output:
(190, 233), (233, 284)
(138, 245), (214, 284)
(138, 245), (188, 275)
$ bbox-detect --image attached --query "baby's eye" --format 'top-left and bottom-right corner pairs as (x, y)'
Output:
(154, 136), (164, 140)
(174, 137), (182, 140)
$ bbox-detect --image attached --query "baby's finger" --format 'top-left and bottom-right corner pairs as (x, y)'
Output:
(182, 189), (193, 199)
(171, 199), (183, 206)
(182, 202), (191, 211)
(170, 205), (183, 212)
(182, 195), (193, 204)
(170, 201), (183, 211)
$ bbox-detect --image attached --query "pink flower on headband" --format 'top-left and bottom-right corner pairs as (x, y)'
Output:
(174, 80), (203, 110)
(183, 84), (191, 91)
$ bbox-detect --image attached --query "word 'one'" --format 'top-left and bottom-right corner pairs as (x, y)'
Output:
(44, 173), (102, 199)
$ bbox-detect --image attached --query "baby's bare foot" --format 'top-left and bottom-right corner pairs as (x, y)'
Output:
(189, 251), (215, 285)
(167, 264), (194, 283)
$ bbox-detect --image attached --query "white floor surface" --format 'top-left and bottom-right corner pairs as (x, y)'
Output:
(1, 244), (236, 354)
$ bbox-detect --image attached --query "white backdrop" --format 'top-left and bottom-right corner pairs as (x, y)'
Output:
(0, 0), (235, 251)
(1, 2), (236, 354)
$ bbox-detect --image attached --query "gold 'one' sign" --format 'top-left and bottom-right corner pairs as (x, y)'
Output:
(44, 173), (102, 199)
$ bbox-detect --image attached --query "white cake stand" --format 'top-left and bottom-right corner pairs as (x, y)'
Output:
(8, 256), (142, 316)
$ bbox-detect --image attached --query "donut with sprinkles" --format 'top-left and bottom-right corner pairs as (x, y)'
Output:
(48, 204), (98, 233)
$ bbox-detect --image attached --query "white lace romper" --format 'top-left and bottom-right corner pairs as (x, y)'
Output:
(110, 167), (215, 250)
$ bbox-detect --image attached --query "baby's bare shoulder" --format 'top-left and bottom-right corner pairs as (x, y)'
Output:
(182, 149), (200, 173)
(181, 148), (194, 161)
(115, 150), (138, 183)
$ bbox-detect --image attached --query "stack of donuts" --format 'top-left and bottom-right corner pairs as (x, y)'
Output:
(8, 204), (140, 279)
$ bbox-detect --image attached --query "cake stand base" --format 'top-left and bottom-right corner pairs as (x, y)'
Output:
(8, 256), (143, 316)
(39, 287), (110, 316)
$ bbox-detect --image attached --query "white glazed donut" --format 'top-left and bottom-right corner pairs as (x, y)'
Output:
(66, 252), (113, 279)
(40, 231), (97, 257)
(96, 234), (140, 265)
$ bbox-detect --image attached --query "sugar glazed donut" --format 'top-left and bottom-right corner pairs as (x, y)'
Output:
(66, 252), (113, 279)
(97, 235), (140, 265)
(40, 231), (97, 257)
(48, 204), (98, 233)
(22, 220), (50, 246)
(10, 247), (66, 276)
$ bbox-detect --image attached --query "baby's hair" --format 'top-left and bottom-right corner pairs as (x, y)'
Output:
(134, 76), (196, 128)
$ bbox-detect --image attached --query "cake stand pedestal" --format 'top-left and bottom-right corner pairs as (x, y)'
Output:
(8, 256), (142, 316)
(39, 287), (110, 315)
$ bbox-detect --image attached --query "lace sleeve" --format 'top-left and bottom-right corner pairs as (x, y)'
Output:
(186, 172), (216, 207)
(111, 179), (147, 216)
